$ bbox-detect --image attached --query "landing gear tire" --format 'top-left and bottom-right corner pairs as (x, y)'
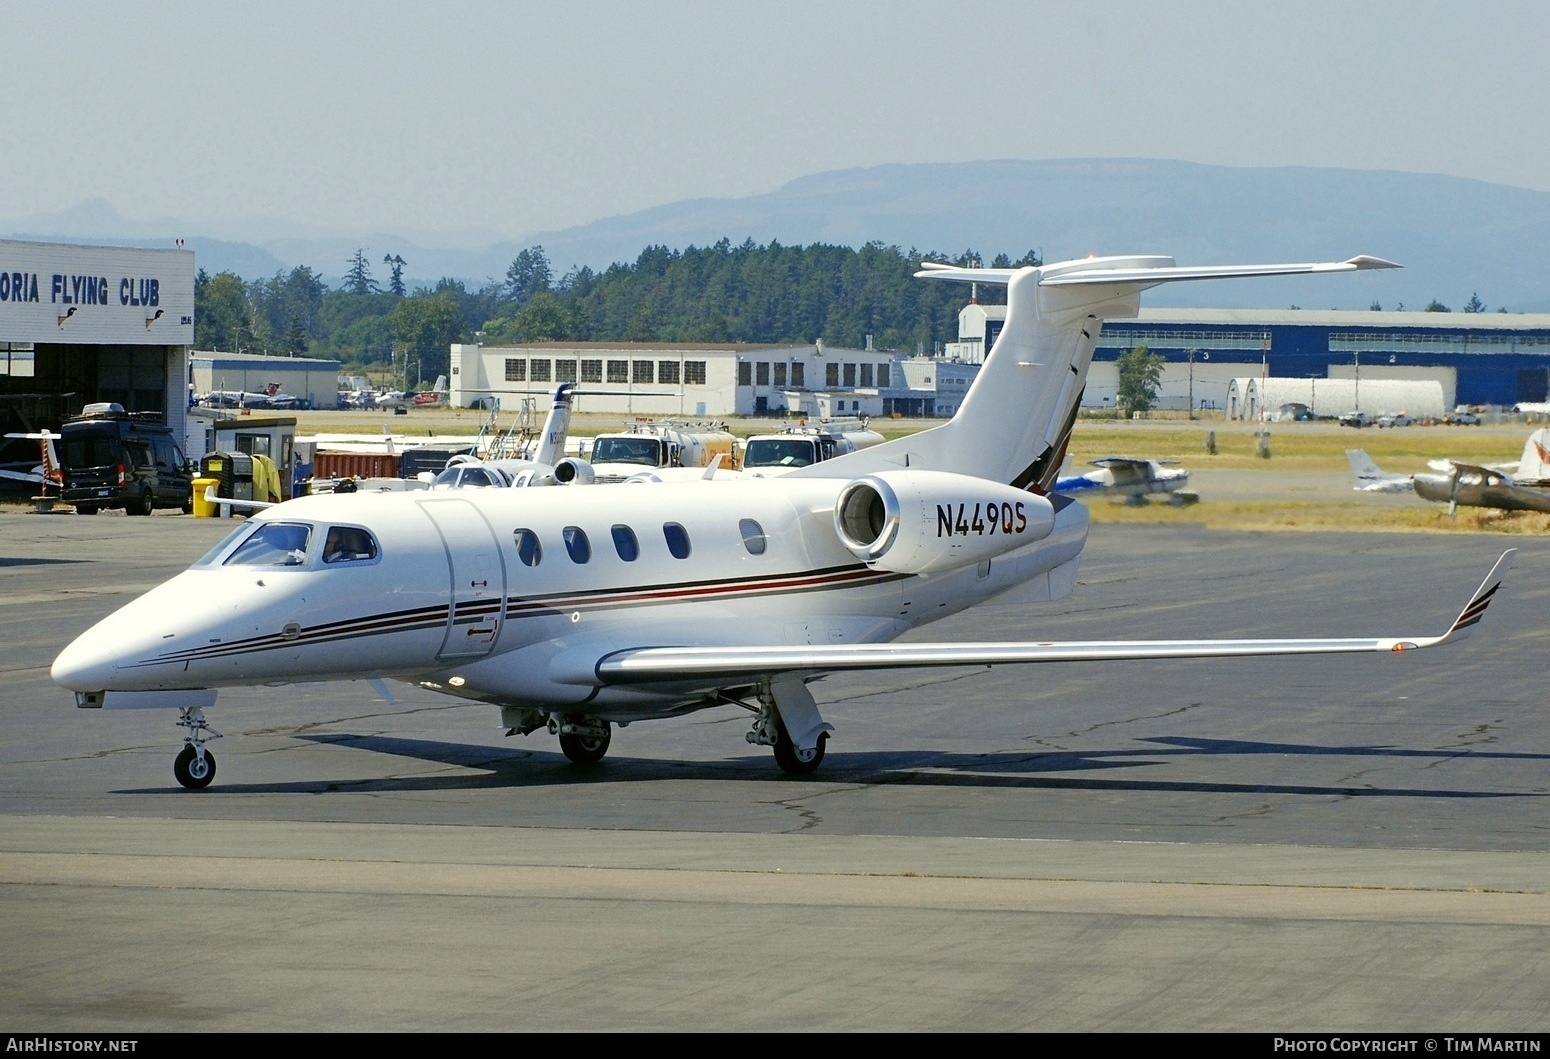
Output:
(559, 723), (611, 765)
(174, 744), (216, 789)
(773, 726), (827, 775)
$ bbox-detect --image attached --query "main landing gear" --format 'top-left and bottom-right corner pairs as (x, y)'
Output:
(745, 674), (833, 775)
(173, 706), (221, 789)
(553, 715), (612, 765)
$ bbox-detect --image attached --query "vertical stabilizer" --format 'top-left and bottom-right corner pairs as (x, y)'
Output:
(1518, 428), (1550, 482)
(533, 383), (576, 466)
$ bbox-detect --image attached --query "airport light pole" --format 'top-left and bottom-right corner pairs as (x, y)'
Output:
(1187, 348), (1197, 420)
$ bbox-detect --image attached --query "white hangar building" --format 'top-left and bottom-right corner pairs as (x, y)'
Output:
(0, 238), (195, 455)
(450, 341), (900, 418)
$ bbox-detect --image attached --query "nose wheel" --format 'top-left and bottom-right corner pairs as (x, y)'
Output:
(554, 716), (612, 765)
(174, 744), (216, 789)
(173, 706), (221, 789)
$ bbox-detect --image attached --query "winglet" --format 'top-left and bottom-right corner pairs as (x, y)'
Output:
(1345, 255), (1402, 270)
(1425, 549), (1515, 648)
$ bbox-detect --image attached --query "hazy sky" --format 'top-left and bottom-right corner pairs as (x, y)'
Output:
(4, 0), (1547, 242)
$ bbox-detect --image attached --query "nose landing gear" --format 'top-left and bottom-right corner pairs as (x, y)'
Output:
(173, 706), (221, 789)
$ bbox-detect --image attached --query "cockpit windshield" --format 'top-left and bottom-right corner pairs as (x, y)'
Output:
(744, 439), (816, 467)
(223, 522), (313, 566)
(591, 437), (663, 466)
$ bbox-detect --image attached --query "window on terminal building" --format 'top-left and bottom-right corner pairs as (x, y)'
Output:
(755, 362), (769, 386)
(555, 359), (578, 383)
(607, 359), (628, 383)
(877, 364), (889, 387)
(659, 361), (681, 385)
(530, 359), (552, 382)
(684, 361), (706, 385)
(774, 362), (786, 387)
(826, 362), (839, 387)
(633, 360), (654, 384)
(843, 363), (856, 387)
(738, 362), (751, 386)
(791, 363), (804, 387)
(580, 359), (603, 383)
(504, 358), (526, 381)
(860, 364), (873, 387)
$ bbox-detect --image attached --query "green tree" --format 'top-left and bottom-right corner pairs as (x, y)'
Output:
(1425, 299), (1452, 313)
(1462, 292), (1486, 313)
(343, 248), (378, 295)
(390, 291), (465, 381)
(382, 254), (407, 297)
(509, 292), (574, 341)
(194, 271), (253, 351)
(1116, 343), (1165, 418)
(505, 246), (552, 304)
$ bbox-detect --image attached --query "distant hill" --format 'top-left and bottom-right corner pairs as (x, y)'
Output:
(8, 160), (1550, 311)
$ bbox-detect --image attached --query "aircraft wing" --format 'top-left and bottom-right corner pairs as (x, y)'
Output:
(558, 551), (1514, 686)
(915, 255), (1400, 288)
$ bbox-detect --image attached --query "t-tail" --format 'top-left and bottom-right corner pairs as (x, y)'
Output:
(791, 254), (1400, 489)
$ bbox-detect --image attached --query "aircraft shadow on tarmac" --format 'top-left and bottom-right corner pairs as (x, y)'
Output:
(118, 733), (1549, 799)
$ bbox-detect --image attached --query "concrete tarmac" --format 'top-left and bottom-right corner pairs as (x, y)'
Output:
(2, 507), (1547, 1032)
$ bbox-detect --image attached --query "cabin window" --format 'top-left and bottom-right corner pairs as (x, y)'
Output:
(563, 526), (592, 564)
(739, 519), (767, 555)
(513, 528), (542, 567)
(611, 525), (639, 562)
(663, 522), (691, 559)
(322, 526), (379, 564)
(224, 522), (312, 567)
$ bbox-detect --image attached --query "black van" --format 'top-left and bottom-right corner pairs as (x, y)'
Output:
(61, 404), (194, 515)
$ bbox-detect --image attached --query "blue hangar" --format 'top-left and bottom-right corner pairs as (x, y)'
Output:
(949, 305), (1550, 413)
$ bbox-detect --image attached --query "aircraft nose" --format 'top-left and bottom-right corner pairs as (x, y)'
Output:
(51, 632), (123, 692)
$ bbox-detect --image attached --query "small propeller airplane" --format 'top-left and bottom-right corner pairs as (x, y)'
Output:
(1054, 456), (1196, 505)
(52, 250), (1517, 789)
(1348, 429), (1550, 514)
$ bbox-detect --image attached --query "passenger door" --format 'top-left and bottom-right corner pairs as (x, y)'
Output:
(416, 498), (507, 661)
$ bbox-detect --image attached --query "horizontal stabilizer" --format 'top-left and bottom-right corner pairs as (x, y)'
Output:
(564, 551), (1514, 685)
(915, 255), (1400, 288)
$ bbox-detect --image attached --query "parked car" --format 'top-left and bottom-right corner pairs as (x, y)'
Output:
(60, 403), (194, 515)
(1447, 410), (1482, 426)
(1375, 413), (1412, 428)
(1338, 411), (1371, 428)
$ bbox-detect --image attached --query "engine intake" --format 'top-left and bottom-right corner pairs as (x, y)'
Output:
(834, 470), (1055, 574)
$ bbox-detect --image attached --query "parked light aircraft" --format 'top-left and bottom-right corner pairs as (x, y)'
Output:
(412, 375), (450, 407)
(0, 430), (62, 491)
(53, 251), (1516, 790)
(1054, 456), (1196, 505)
(1349, 430), (1550, 513)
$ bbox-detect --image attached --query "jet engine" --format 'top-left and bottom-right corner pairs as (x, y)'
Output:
(834, 470), (1055, 574)
(551, 457), (596, 485)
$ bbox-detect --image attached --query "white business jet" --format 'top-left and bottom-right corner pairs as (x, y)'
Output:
(53, 251), (1516, 789)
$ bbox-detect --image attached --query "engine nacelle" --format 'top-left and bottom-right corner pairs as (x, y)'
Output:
(551, 457), (595, 485)
(834, 470), (1055, 574)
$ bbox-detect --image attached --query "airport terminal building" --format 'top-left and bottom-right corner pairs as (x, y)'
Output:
(0, 237), (195, 449)
(951, 304), (1550, 413)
